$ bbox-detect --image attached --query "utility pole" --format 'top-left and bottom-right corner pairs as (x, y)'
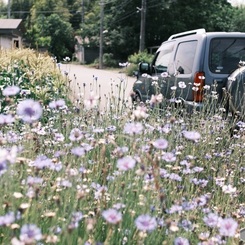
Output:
(139, 0), (146, 53)
(7, 0), (11, 18)
(81, 0), (85, 24)
(99, 0), (104, 69)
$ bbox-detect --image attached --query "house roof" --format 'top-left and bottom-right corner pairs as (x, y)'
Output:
(0, 19), (22, 30)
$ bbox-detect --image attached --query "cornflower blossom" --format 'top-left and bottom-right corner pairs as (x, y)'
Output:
(69, 211), (83, 229)
(26, 176), (43, 186)
(32, 155), (52, 169)
(69, 128), (84, 141)
(0, 161), (7, 176)
(219, 218), (238, 237)
(178, 81), (187, 89)
(102, 208), (122, 224)
(179, 219), (193, 231)
(222, 184), (237, 194)
(71, 146), (86, 157)
(49, 162), (63, 172)
(190, 178), (208, 188)
(57, 179), (72, 188)
(49, 99), (66, 110)
(54, 133), (65, 142)
(0, 212), (15, 226)
(159, 168), (170, 178)
(168, 204), (183, 214)
(182, 130), (201, 141)
(123, 122), (143, 135)
(133, 105), (148, 119)
(84, 91), (99, 109)
(203, 213), (221, 228)
(162, 152), (176, 162)
(167, 173), (181, 182)
(174, 237), (190, 245)
(19, 224), (42, 244)
(16, 99), (43, 123)
(203, 85), (211, 90)
(158, 124), (171, 134)
(6, 131), (19, 143)
(161, 72), (169, 78)
(0, 146), (18, 164)
(93, 185), (108, 199)
(182, 201), (197, 211)
(149, 93), (163, 106)
(135, 214), (157, 231)
(117, 156), (136, 171)
(0, 114), (15, 125)
(2, 85), (20, 96)
(152, 138), (168, 150)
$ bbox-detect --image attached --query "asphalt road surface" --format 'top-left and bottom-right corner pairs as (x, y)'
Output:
(60, 63), (135, 111)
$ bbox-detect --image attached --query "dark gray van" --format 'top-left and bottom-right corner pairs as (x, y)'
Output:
(131, 29), (245, 111)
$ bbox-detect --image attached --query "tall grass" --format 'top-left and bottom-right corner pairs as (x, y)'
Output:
(0, 49), (244, 245)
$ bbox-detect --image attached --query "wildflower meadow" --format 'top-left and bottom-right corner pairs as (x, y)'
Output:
(0, 49), (244, 245)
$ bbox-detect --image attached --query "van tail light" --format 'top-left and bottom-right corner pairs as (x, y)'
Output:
(193, 72), (205, 102)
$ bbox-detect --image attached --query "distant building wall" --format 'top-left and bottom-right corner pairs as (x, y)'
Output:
(0, 35), (22, 49)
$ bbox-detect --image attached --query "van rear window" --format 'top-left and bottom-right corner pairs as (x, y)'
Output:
(209, 38), (245, 74)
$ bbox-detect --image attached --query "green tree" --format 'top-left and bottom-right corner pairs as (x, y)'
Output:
(230, 5), (245, 32)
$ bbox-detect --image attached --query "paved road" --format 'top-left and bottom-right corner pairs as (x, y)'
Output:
(60, 63), (135, 111)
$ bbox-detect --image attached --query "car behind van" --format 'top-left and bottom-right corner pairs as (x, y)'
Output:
(131, 29), (245, 112)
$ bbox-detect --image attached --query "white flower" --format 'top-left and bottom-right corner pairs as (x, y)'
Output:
(84, 91), (99, 109)
(133, 106), (148, 119)
(182, 130), (201, 141)
(178, 81), (186, 89)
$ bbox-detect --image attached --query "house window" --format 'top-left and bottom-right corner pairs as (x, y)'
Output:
(13, 39), (19, 48)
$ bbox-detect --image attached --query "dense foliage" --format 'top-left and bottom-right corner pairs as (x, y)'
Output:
(0, 49), (70, 116)
(0, 0), (244, 63)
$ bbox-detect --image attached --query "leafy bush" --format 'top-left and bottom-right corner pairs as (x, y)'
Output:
(128, 51), (154, 65)
(0, 48), (70, 111)
(103, 53), (118, 68)
(125, 63), (138, 76)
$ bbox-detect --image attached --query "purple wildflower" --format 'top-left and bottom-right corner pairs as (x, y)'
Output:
(19, 224), (42, 243)
(219, 218), (238, 237)
(53, 133), (65, 142)
(168, 204), (183, 214)
(203, 213), (221, 228)
(49, 99), (66, 110)
(71, 146), (86, 157)
(0, 161), (8, 176)
(102, 208), (122, 224)
(0, 114), (15, 125)
(117, 156), (136, 171)
(162, 152), (176, 162)
(123, 122), (143, 135)
(69, 128), (83, 141)
(134, 214), (157, 231)
(2, 85), (20, 96)
(174, 237), (190, 245)
(0, 212), (15, 226)
(32, 155), (52, 169)
(69, 211), (83, 229)
(152, 138), (168, 150)
(16, 99), (42, 123)
(26, 176), (43, 186)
